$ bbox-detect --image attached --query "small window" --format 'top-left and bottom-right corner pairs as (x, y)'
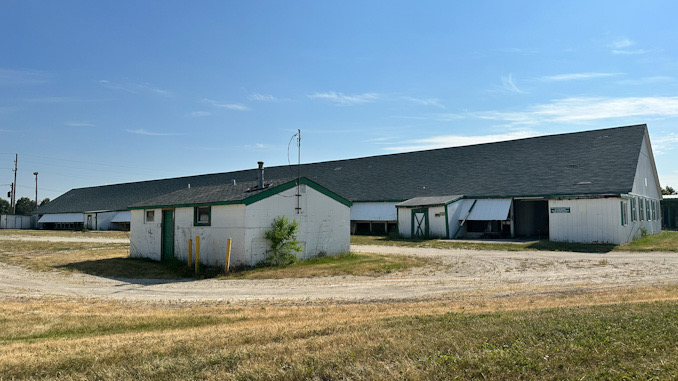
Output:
(638, 197), (644, 221)
(145, 210), (155, 223)
(620, 201), (628, 226)
(194, 206), (211, 226)
(630, 198), (636, 221)
(646, 199), (651, 221)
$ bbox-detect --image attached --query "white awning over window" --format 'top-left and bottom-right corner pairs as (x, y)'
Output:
(37, 213), (84, 223)
(350, 202), (398, 221)
(459, 199), (512, 221)
(111, 211), (131, 223)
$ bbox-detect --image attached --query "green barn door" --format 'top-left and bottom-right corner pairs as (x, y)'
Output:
(161, 209), (175, 261)
(411, 208), (429, 238)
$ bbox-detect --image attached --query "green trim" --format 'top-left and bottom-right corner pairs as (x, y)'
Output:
(241, 178), (352, 207)
(299, 178), (353, 207)
(411, 208), (429, 238)
(194, 205), (211, 226)
(129, 177), (352, 210)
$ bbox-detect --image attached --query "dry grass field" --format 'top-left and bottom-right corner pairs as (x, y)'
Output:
(1, 287), (677, 380)
(1, 229), (677, 379)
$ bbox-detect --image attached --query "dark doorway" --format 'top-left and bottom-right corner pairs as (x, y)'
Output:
(514, 200), (549, 239)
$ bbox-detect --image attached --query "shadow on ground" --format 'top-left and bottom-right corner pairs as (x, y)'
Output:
(525, 241), (615, 253)
(56, 257), (222, 284)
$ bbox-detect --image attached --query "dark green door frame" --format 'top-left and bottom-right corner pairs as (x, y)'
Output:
(161, 209), (175, 261)
(411, 208), (429, 238)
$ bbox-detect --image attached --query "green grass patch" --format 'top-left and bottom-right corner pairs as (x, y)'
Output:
(221, 252), (434, 279)
(618, 230), (678, 252)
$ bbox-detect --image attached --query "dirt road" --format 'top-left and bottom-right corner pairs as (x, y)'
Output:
(1, 242), (676, 303)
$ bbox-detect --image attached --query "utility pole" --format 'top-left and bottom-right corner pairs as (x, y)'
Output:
(12, 154), (17, 214)
(34, 172), (39, 210)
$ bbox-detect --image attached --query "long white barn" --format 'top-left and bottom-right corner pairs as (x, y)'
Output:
(34, 124), (662, 244)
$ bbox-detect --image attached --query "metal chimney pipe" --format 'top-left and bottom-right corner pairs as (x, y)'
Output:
(257, 161), (264, 189)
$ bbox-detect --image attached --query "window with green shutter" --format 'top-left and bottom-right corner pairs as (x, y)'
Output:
(620, 201), (628, 226)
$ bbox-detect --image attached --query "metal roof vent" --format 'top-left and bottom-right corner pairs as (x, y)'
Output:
(257, 161), (264, 189)
(231, 179), (236, 186)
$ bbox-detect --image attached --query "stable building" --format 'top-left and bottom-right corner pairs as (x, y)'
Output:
(395, 125), (662, 244)
(36, 124), (662, 245)
(128, 174), (351, 267)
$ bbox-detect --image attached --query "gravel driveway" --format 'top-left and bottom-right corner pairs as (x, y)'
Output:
(1, 241), (676, 303)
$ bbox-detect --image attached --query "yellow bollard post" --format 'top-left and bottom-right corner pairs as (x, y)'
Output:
(188, 238), (193, 267)
(225, 237), (232, 273)
(195, 236), (200, 273)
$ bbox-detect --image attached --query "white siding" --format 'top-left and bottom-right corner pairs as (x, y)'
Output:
(245, 185), (350, 264)
(130, 184), (350, 267)
(0, 215), (32, 229)
(549, 198), (660, 245)
(94, 211), (118, 230)
(428, 205), (447, 238)
(398, 204), (454, 238)
(632, 135), (662, 199)
(173, 204), (247, 267)
(397, 208), (412, 238)
(129, 208), (163, 261)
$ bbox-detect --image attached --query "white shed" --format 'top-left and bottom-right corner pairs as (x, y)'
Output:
(129, 177), (351, 267)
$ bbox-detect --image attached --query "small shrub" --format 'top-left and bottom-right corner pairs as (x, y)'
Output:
(261, 216), (302, 266)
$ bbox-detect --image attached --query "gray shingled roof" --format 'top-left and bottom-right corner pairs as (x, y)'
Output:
(129, 178), (294, 208)
(36, 124), (648, 214)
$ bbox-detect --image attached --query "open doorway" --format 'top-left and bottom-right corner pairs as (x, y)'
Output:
(513, 199), (549, 239)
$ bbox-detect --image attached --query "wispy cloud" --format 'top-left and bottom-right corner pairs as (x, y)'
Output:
(501, 74), (525, 94)
(541, 72), (622, 81)
(248, 93), (286, 102)
(202, 98), (250, 111)
(125, 129), (184, 136)
(187, 111), (211, 117)
(609, 38), (648, 55)
(652, 133), (678, 155)
(308, 91), (380, 105)
(65, 121), (95, 127)
(402, 96), (445, 108)
(475, 96), (678, 126)
(100, 80), (172, 97)
(243, 143), (274, 150)
(0, 68), (50, 85)
(385, 130), (538, 152)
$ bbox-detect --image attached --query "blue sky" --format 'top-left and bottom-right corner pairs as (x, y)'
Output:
(2, 1), (678, 202)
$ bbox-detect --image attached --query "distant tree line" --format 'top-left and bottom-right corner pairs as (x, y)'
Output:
(662, 185), (677, 195)
(0, 197), (50, 215)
